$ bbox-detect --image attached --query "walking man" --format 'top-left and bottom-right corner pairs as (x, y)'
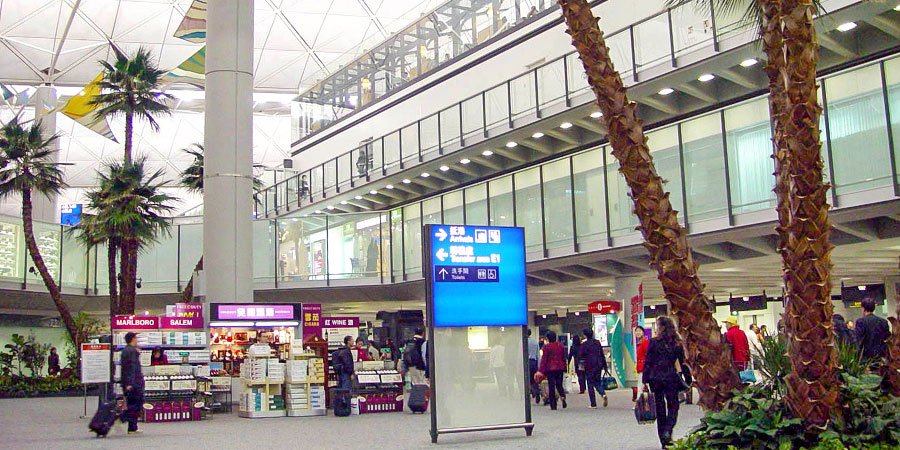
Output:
(120, 332), (144, 434)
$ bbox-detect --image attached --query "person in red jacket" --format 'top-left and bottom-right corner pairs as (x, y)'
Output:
(633, 325), (649, 402)
(538, 330), (567, 410)
(724, 316), (750, 370)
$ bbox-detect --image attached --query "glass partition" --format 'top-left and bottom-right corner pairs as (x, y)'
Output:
(489, 176), (514, 227)
(440, 106), (461, 148)
(136, 230), (178, 292)
(537, 58), (566, 109)
(27, 223), (60, 285)
(391, 209), (403, 279)
(401, 124), (419, 164)
(420, 115), (440, 156)
(510, 72), (536, 119)
(60, 229), (87, 289)
(465, 183), (488, 226)
(648, 126), (684, 225)
(886, 59), (900, 180)
(634, 15), (671, 71)
(178, 223), (203, 287)
(606, 145), (635, 237)
(542, 159), (574, 249)
(514, 167), (542, 252)
(485, 84), (509, 128)
(253, 219), (277, 283)
(725, 98), (775, 214)
(443, 191), (464, 225)
(461, 95), (484, 140)
(572, 148), (608, 244)
(403, 204), (422, 277)
(682, 113), (728, 222)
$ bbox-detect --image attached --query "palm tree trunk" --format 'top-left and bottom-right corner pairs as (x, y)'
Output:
(124, 111), (133, 166)
(118, 238), (138, 315)
(181, 256), (203, 302)
(778, 0), (840, 429)
(107, 240), (119, 316)
(558, 0), (740, 411)
(21, 189), (78, 344)
(885, 304), (900, 396)
(127, 240), (139, 313)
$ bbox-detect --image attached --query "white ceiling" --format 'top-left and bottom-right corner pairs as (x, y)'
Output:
(0, 0), (444, 92)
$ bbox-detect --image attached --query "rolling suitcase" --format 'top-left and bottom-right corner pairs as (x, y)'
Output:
(407, 384), (429, 413)
(332, 388), (352, 417)
(89, 400), (120, 437)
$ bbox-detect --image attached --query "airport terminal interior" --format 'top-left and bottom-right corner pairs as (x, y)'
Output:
(1, 0), (900, 449)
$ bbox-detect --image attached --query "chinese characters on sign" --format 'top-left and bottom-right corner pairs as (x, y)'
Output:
(215, 304), (295, 320)
(301, 304), (322, 340)
(630, 284), (644, 331)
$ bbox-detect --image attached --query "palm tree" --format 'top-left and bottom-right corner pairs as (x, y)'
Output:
(89, 46), (172, 165)
(178, 143), (264, 301)
(71, 209), (120, 316)
(557, 0), (741, 411)
(667, 0), (839, 428)
(0, 116), (78, 343)
(87, 158), (177, 314)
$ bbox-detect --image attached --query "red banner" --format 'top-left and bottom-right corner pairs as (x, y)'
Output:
(630, 284), (644, 330)
(111, 315), (159, 330)
(587, 300), (621, 314)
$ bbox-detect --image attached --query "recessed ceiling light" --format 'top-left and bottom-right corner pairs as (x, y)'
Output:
(895, 4), (900, 11)
(326, 205), (334, 210)
(386, 184), (394, 189)
(439, 165), (449, 171)
(740, 58), (758, 67)
(339, 307), (345, 311)
(837, 22), (856, 32)
(560, 122), (573, 129)
(698, 73), (715, 82)
(482, 150), (493, 156)
(339, 200), (347, 205)
(505, 141), (517, 148)
(369, 190), (378, 195)
(402, 178), (411, 184)
(460, 158), (471, 164)
(532, 132), (544, 138)
(658, 87), (674, 96)
(354, 196), (362, 200)
(590, 111), (603, 118)
(312, 210), (320, 214)
(421, 172), (430, 178)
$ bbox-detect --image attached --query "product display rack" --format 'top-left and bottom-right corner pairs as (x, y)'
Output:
(284, 350), (327, 417)
(239, 352), (285, 418)
(302, 335), (331, 407)
(0, 223), (18, 278)
(37, 230), (59, 276)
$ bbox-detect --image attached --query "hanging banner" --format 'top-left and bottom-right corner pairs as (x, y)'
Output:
(160, 316), (203, 329)
(588, 300), (620, 315)
(301, 304), (322, 340)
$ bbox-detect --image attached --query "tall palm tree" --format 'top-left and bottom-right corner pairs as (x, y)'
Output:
(667, 0), (839, 428)
(87, 158), (177, 314)
(89, 46), (172, 165)
(0, 116), (78, 343)
(71, 209), (120, 316)
(178, 143), (264, 301)
(557, 0), (741, 411)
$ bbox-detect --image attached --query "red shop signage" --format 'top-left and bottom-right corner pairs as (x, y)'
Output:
(587, 301), (620, 315)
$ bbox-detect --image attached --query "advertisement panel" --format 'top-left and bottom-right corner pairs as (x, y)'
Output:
(322, 316), (359, 347)
(301, 304), (322, 340)
(80, 343), (110, 384)
(160, 316), (204, 329)
(215, 304), (295, 320)
(111, 315), (159, 330)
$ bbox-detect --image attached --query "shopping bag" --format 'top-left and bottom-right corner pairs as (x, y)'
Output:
(564, 373), (578, 394)
(539, 379), (549, 403)
(634, 389), (656, 424)
(739, 369), (758, 384)
(601, 369), (618, 391)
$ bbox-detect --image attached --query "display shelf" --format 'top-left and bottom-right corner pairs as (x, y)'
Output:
(0, 224), (18, 278)
(284, 349), (327, 416)
(239, 410), (285, 419)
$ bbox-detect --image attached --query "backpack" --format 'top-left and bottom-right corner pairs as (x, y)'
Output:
(403, 340), (424, 370)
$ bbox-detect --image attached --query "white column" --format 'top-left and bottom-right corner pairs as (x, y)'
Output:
(615, 276), (642, 387)
(203, 0), (254, 305)
(32, 86), (59, 223)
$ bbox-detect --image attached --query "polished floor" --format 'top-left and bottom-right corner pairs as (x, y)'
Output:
(0, 388), (703, 449)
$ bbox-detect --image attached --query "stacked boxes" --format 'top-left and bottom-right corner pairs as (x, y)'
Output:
(241, 388), (265, 412)
(162, 331), (207, 346)
(309, 385), (326, 410)
(307, 358), (325, 383)
(266, 359), (284, 382)
(285, 384), (309, 411)
(242, 358), (268, 383)
(285, 359), (308, 383)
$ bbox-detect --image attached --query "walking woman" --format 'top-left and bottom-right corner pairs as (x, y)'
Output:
(642, 316), (686, 448)
(568, 334), (586, 394)
(539, 330), (567, 410)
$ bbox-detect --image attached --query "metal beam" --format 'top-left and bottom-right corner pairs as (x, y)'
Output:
(48, 0), (83, 82)
(639, 96), (680, 115)
(818, 33), (856, 59)
(677, 83), (717, 104)
(833, 221), (879, 241)
(718, 67), (760, 89)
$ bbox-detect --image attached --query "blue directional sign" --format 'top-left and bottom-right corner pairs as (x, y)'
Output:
(428, 225), (526, 327)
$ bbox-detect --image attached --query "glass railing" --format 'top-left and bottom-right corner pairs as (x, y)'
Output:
(4, 53), (897, 295)
(269, 0), (850, 217)
(292, 0), (558, 144)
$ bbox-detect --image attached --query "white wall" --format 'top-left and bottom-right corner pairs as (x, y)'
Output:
(292, 0), (670, 171)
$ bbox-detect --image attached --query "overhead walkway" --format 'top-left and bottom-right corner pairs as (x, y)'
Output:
(4, 51), (900, 315)
(256, 0), (898, 218)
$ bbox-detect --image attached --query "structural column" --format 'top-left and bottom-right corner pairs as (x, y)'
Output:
(32, 86), (59, 223)
(203, 0), (254, 306)
(615, 276), (642, 388)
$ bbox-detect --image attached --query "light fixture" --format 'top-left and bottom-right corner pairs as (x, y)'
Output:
(326, 205), (335, 210)
(439, 165), (449, 171)
(312, 210), (320, 214)
(143, 310), (150, 316)
(339, 307), (346, 311)
(209, 321), (255, 327)
(698, 73), (715, 82)
(857, 285), (867, 291)
(574, 311), (580, 316)
(560, 122), (573, 129)
(505, 141), (517, 148)
(402, 179), (411, 184)
(386, 184), (394, 189)
(369, 190), (378, 195)
(339, 200), (348, 205)
(354, 196), (362, 200)
(254, 321), (300, 327)
(895, 3), (900, 11)
(836, 22), (857, 32)
(460, 158), (471, 164)
(532, 132), (544, 138)
(482, 150), (493, 156)
(740, 58), (758, 67)
(590, 111), (603, 118)
(542, 314), (547, 319)
(658, 87), (674, 96)
(743, 297), (750, 301)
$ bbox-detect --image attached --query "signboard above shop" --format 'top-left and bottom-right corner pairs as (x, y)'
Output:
(111, 315), (160, 330)
(427, 225), (527, 327)
(212, 304), (298, 321)
(588, 300), (620, 315)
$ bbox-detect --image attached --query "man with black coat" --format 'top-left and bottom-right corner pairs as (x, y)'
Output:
(856, 298), (891, 363)
(334, 335), (355, 390)
(578, 328), (608, 408)
(120, 332), (144, 434)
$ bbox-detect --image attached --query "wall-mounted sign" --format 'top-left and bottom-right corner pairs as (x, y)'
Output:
(111, 315), (160, 330)
(160, 316), (203, 329)
(170, 303), (203, 318)
(588, 300), (620, 315)
(214, 304), (296, 320)
(427, 225), (526, 327)
(301, 304), (322, 340)
(322, 316), (360, 346)
(60, 203), (82, 226)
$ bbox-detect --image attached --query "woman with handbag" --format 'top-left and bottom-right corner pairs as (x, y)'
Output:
(642, 316), (687, 449)
(538, 330), (568, 410)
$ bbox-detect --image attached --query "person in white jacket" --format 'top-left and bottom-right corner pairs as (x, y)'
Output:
(745, 324), (762, 368)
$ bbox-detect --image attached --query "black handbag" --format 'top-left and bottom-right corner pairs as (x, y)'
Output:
(601, 369), (618, 390)
(676, 360), (692, 392)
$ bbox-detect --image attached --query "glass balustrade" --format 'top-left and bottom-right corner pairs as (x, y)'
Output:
(2, 53), (896, 295)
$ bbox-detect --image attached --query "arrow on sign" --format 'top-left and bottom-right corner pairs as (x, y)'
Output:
(436, 248), (449, 262)
(435, 228), (448, 241)
(438, 268), (449, 279)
